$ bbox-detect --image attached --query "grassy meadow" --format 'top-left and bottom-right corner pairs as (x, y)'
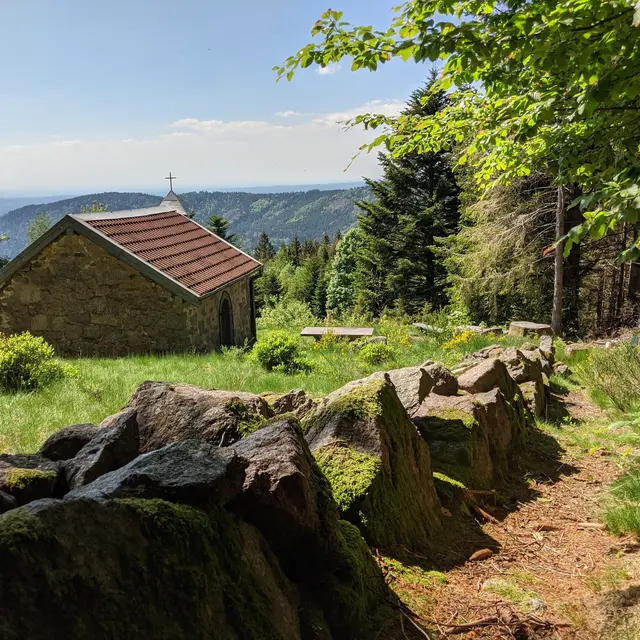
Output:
(0, 324), (527, 454)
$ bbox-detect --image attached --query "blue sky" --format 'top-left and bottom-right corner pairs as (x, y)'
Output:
(0, 0), (429, 194)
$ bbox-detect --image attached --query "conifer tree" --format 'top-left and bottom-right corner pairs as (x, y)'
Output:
(205, 214), (237, 244)
(254, 232), (276, 262)
(354, 72), (460, 316)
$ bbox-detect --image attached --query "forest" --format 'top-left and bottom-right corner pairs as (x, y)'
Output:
(261, 1), (640, 339)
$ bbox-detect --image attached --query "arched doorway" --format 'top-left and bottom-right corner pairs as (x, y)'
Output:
(219, 295), (234, 347)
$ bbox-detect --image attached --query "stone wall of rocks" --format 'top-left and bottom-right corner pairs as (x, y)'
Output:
(0, 335), (557, 638)
(0, 232), (255, 356)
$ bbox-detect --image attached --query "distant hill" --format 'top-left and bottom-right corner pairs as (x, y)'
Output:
(0, 195), (75, 217)
(0, 187), (370, 258)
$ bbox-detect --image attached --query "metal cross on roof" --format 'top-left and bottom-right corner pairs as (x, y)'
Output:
(165, 172), (177, 191)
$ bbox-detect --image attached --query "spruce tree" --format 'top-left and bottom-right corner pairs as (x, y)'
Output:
(354, 71), (460, 316)
(254, 232), (276, 262)
(205, 214), (238, 244)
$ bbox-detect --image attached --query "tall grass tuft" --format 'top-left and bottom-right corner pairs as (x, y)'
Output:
(574, 343), (640, 412)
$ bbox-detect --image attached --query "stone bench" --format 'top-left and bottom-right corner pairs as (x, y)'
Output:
(301, 327), (374, 341)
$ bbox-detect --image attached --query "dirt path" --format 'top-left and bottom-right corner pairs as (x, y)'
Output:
(384, 391), (640, 639)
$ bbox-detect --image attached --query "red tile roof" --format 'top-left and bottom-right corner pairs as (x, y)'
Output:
(80, 210), (260, 297)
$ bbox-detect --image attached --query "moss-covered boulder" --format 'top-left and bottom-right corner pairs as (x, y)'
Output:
(65, 409), (139, 489)
(0, 421), (397, 639)
(413, 385), (529, 489)
(129, 381), (274, 451)
(304, 377), (441, 550)
(0, 454), (63, 506)
(0, 498), (301, 640)
(412, 395), (493, 488)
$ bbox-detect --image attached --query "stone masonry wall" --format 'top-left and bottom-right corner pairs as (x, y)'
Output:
(0, 232), (255, 356)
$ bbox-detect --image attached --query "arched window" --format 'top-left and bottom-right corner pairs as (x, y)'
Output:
(219, 293), (234, 347)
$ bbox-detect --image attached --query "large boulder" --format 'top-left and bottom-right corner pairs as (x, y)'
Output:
(457, 358), (513, 394)
(65, 409), (139, 489)
(413, 385), (528, 488)
(0, 498), (301, 640)
(67, 440), (247, 507)
(498, 348), (543, 383)
(0, 425), (396, 639)
(304, 376), (441, 550)
(129, 381), (274, 452)
(508, 321), (554, 337)
(38, 423), (99, 462)
(0, 454), (63, 506)
(230, 418), (340, 580)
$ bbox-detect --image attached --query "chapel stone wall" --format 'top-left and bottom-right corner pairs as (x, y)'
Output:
(0, 232), (255, 357)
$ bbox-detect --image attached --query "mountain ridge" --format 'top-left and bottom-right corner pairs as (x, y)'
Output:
(0, 187), (370, 258)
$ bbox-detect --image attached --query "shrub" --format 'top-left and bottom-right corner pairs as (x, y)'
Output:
(250, 331), (311, 373)
(0, 332), (76, 392)
(575, 343), (640, 412)
(441, 330), (474, 351)
(257, 299), (316, 332)
(358, 342), (395, 365)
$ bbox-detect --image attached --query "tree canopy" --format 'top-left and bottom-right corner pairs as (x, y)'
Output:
(277, 1), (640, 258)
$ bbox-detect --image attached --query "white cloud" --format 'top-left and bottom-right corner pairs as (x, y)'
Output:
(275, 110), (301, 118)
(0, 101), (405, 191)
(316, 64), (341, 76)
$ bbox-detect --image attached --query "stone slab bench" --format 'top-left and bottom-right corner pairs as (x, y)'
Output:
(301, 327), (374, 341)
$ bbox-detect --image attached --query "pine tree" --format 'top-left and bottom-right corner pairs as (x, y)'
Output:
(254, 232), (276, 262)
(353, 71), (460, 316)
(291, 234), (302, 267)
(205, 214), (238, 244)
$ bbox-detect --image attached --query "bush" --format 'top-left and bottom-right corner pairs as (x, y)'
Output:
(358, 342), (395, 365)
(257, 299), (316, 332)
(250, 331), (311, 374)
(575, 343), (640, 412)
(0, 332), (76, 392)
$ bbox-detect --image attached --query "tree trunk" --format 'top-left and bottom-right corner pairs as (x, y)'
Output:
(628, 224), (640, 324)
(563, 188), (582, 336)
(551, 184), (565, 335)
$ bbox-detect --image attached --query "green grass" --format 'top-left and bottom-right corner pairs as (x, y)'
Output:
(0, 328), (529, 454)
(603, 465), (640, 536)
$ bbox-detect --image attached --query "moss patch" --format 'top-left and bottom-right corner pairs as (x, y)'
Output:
(3, 468), (56, 491)
(224, 399), (268, 437)
(314, 444), (381, 512)
(302, 378), (385, 435)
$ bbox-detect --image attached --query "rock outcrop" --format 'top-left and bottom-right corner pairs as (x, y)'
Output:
(304, 376), (441, 549)
(130, 381), (273, 451)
